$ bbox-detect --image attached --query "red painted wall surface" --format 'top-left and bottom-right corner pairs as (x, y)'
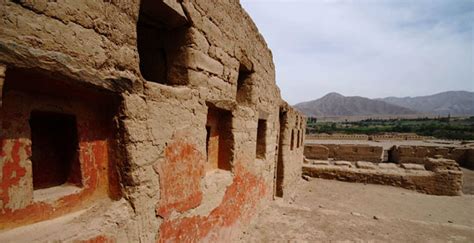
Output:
(155, 138), (267, 242)
(0, 71), (120, 229)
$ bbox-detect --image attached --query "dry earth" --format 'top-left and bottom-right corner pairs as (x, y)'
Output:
(240, 178), (474, 242)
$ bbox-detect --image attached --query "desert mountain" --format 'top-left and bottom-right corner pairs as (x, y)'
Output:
(379, 91), (474, 116)
(294, 92), (417, 117)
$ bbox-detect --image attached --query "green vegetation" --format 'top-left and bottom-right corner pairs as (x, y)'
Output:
(306, 116), (474, 140)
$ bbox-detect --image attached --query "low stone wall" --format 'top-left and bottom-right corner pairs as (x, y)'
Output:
(391, 146), (469, 164)
(303, 158), (463, 196)
(304, 144), (329, 160)
(369, 133), (427, 141)
(306, 134), (369, 140)
(304, 144), (383, 163)
(306, 133), (431, 141)
(333, 145), (383, 163)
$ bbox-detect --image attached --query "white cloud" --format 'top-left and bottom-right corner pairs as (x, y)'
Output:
(241, 0), (474, 104)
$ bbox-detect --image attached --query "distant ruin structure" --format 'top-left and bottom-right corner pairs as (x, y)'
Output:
(0, 1), (305, 241)
(303, 144), (473, 196)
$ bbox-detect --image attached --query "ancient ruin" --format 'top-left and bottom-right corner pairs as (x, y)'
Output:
(0, 1), (305, 241)
(304, 143), (473, 195)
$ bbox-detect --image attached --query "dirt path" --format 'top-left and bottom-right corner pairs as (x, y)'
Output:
(240, 179), (474, 242)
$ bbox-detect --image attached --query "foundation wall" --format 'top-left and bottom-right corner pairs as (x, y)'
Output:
(306, 133), (430, 141)
(306, 134), (369, 140)
(391, 146), (470, 164)
(304, 144), (383, 163)
(304, 144), (329, 160)
(0, 0), (305, 241)
(303, 158), (463, 196)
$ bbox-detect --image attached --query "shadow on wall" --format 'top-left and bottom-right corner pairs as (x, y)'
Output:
(137, 0), (190, 85)
(0, 68), (122, 229)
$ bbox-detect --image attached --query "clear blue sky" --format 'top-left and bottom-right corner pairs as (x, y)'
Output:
(241, 0), (474, 104)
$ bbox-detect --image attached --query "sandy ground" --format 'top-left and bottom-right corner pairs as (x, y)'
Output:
(240, 179), (474, 242)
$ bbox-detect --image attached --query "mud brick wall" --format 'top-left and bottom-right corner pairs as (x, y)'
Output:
(275, 103), (305, 198)
(305, 144), (383, 163)
(0, 69), (122, 229)
(303, 157), (463, 196)
(304, 144), (329, 160)
(369, 133), (426, 141)
(390, 146), (470, 165)
(333, 145), (383, 162)
(306, 134), (369, 140)
(0, 0), (305, 241)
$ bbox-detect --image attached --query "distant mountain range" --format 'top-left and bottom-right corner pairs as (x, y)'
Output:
(294, 91), (474, 117)
(378, 91), (474, 116)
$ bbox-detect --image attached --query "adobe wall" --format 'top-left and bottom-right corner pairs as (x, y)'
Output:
(275, 103), (305, 198)
(390, 146), (470, 165)
(0, 1), (305, 242)
(306, 133), (430, 141)
(370, 133), (426, 141)
(304, 144), (383, 163)
(306, 134), (369, 140)
(304, 144), (329, 160)
(303, 158), (463, 196)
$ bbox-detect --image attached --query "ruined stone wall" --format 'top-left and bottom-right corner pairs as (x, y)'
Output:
(306, 134), (369, 140)
(305, 133), (429, 141)
(304, 144), (329, 160)
(303, 158), (463, 196)
(370, 133), (426, 141)
(275, 103), (305, 198)
(304, 144), (383, 163)
(0, 0), (305, 241)
(390, 146), (469, 164)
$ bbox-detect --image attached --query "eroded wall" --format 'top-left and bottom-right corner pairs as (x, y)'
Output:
(391, 146), (470, 165)
(304, 144), (383, 163)
(1, 68), (121, 229)
(0, 0), (305, 241)
(275, 103), (305, 198)
(303, 157), (463, 196)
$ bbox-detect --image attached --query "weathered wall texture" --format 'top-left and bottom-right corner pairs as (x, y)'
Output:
(306, 133), (429, 141)
(304, 144), (383, 163)
(306, 134), (369, 140)
(391, 146), (470, 165)
(275, 103), (305, 198)
(0, 0), (305, 241)
(304, 143), (473, 166)
(304, 144), (329, 160)
(303, 158), (463, 196)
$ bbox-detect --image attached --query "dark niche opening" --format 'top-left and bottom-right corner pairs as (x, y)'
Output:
(137, 0), (189, 85)
(29, 111), (82, 190)
(256, 119), (267, 159)
(206, 106), (234, 171)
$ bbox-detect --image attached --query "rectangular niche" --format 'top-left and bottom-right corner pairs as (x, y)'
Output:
(297, 130), (301, 148)
(256, 119), (267, 159)
(206, 106), (234, 171)
(236, 62), (253, 103)
(290, 129), (295, 151)
(137, 0), (189, 85)
(29, 111), (82, 190)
